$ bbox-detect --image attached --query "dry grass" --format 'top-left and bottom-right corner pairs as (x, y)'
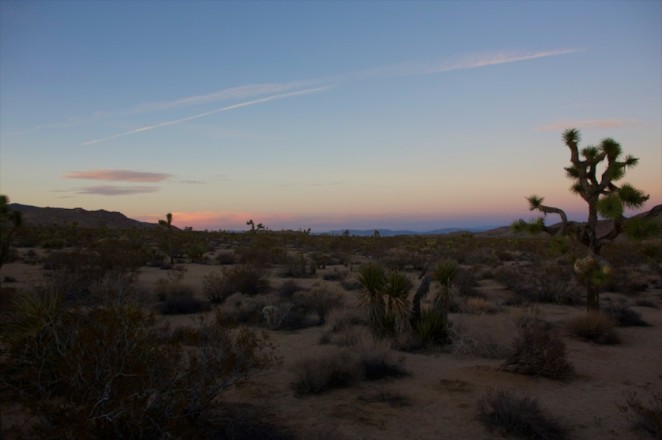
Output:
(477, 388), (568, 439)
(566, 312), (620, 344)
(502, 317), (574, 379)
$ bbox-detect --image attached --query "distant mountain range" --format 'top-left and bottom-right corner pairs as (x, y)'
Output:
(324, 227), (494, 237)
(8, 202), (661, 236)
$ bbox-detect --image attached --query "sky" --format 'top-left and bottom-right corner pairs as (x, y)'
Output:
(1, 0), (660, 232)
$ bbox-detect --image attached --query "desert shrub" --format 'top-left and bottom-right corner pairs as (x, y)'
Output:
(294, 286), (343, 324)
(380, 248), (411, 271)
(310, 252), (332, 269)
(340, 273), (362, 291)
(215, 251), (236, 265)
(1, 288), (277, 438)
(261, 302), (317, 331)
(528, 265), (581, 304)
(414, 307), (451, 346)
(322, 269), (344, 281)
(203, 270), (227, 304)
(455, 269), (481, 296)
(502, 318), (574, 379)
(619, 391), (662, 438)
(220, 293), (266, 324)
(327, 308), (369, 333)
(203, 265), (270, 303)
(277, 279), (302, 299)
(477, 388), (567, 440)
(280, 252), (316, 278)
(566, 312), (620, 344)
(160, 290), (210, 315)
(450, 323), (509, 359)
(603, 304), (650, 327)
(604, 270), (649, 295)
(291, 351), (359, 396)
(357, 347), (408, 380)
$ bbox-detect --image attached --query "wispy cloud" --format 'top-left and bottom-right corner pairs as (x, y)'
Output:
(276, 181), (344, 188)
(131, 80), (320, 113)
(179, 179), (206, 185)
(64, 169), (172, 182)
(81, 86), (333, 146)
(534, 119), (641, 132)
(76, 186), (160, 196)
(354, 48), (584, 79)
(8, 48), (581, 141)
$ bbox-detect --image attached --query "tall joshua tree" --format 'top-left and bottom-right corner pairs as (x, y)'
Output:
(514, 129), (650, 311)
(159, 212), (174, 266)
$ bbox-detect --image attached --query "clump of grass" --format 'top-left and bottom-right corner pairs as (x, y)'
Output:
(450, 322), (509, 359)
(603, 304), (650, 327)
(619, 391), (662, 438)
(203, 265), (270, 304)
(566, 312), (620, 344)
(477, 388), (568, 440)
(357, 347), (408, 380)
(502, 317), (574, 379)
(277, 279), (302, 299)
(291, 351), (358, 396)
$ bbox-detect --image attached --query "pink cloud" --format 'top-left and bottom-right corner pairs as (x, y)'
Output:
(77, 185), (160, 196)
(64, 169), (172, 182)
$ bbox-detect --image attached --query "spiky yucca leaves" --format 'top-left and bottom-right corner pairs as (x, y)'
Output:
(431, 259), (458, 314)
(357, 263), (411, 337)
(357, 263), (387, 332)
(514, 129), (653, 312)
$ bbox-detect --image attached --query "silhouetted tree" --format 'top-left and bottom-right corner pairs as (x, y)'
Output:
(514, 128), (651, 311)
(0, 195), (23, 269)
(159, 212), (174, 265)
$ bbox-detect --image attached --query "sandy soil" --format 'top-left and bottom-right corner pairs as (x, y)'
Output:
(2, 251), (661, 439)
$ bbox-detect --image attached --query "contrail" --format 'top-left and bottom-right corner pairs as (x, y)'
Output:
(81, 86), (332, 146)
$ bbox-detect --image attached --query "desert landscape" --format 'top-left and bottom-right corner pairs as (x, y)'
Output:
(1, 203), (661, 439)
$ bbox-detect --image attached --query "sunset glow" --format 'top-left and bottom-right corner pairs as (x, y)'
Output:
(1, 1), (660, 231)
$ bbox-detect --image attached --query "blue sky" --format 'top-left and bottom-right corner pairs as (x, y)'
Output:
(1, 0), (660, 231)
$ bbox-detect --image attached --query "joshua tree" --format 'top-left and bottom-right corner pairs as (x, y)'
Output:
(514, 128), (651, 311)
(159, 212), (174, 265)
(0, 195), (23, 269)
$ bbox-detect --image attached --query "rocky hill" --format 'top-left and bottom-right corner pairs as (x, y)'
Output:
(9, 204), (155, 230)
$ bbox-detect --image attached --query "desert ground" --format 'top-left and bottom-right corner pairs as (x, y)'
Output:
(1, 229), (661, 439)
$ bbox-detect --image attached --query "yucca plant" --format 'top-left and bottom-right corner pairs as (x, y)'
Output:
(357, 263), (411, 337)
(431, 259), (459, 314)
